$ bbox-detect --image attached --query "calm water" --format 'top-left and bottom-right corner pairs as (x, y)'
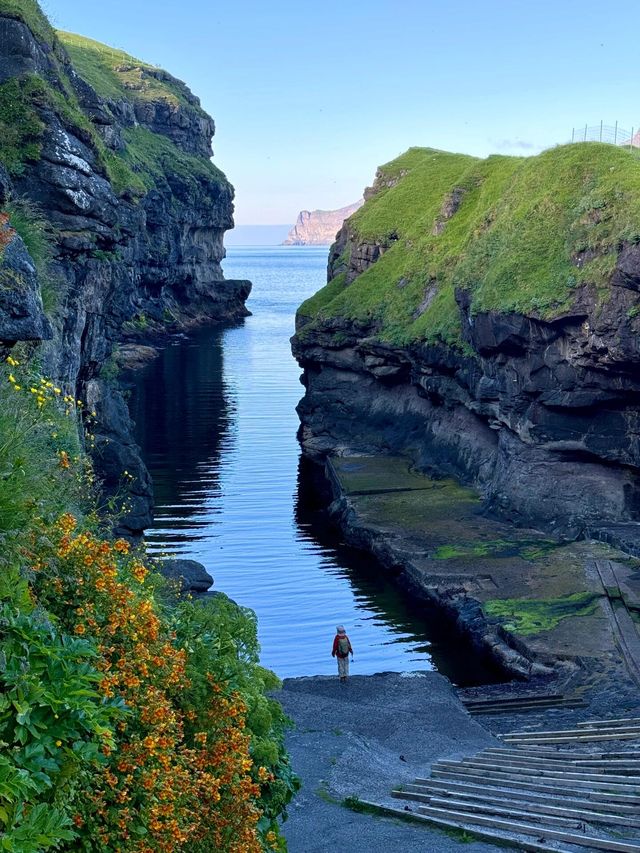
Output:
(129, 247), (499, 684)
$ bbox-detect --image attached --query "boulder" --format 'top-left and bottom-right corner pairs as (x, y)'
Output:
(159, 559), (214, 593)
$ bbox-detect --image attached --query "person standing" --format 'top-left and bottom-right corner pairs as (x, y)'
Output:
(331, 625), (353, 682)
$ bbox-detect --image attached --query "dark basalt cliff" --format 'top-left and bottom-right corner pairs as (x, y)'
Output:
(293, 146), (640, 541)
(0, 5), (250, 533)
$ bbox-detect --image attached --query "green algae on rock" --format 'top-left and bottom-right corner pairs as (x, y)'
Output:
(483, 592), (600, 637)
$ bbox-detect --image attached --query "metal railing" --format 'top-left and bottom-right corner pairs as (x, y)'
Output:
(570, 122), (639, 148)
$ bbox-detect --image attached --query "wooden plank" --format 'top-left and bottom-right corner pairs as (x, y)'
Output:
(355, 801), (574, 853)
(470, 702), (586, 715)
(485, 748), (640, 762)
(452, 758), (640, 783)
(488, 748), (640, 761)
(595, 559), (622, 599)
(393, 788), (640, 828)
(433, 762), (640, 790)
(578, 719), (640, 729)
(409, 796), (582, 828)
(502, 725), (640, 739)
(600, 596), (640, 688)
(462, 693), (564, 707)
(502, 732), (640, 744)
(428, 768), (640, 802)
(404, 780), (640, 815)
(473, 754), (640, 775)
(416, 805), (640, 852)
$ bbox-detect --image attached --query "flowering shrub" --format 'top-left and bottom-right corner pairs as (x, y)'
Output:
(0, 356), (298, 850)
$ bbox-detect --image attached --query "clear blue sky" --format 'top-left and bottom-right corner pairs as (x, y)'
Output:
(43, 0), (640, 225)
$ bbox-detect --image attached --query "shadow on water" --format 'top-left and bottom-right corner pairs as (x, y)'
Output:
(126, 246), (507, 685)
(295, 456), (506, 687)
(128, 327), (235, 543)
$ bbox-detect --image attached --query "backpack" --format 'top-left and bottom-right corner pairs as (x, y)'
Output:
(337, 636), (350, 656)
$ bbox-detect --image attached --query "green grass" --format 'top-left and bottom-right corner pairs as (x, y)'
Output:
(120, 125), (227, 193)
(58, 31), (203, 111)
(4, 199), (53, 270)
(299, 144), (640, 347)
(0, 0), (55, 44)
(0, 13), (222, 201)
(3, 198), (62, 313)
(0, 76), (46, 175)
(484, 591), (600, 636)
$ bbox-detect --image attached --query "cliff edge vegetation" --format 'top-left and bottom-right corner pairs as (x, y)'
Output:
(293, 142), (640, 536)
(0, 0), (251, 535)
(0, 338), (295, 853)
(300, 144), (640, 346)
(0, 2), (295, 850)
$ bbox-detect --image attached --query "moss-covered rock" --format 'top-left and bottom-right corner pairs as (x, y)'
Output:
(301, 144), (640, 347)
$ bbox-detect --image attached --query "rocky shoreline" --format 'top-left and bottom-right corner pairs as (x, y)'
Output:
(304, 453), (640, 694)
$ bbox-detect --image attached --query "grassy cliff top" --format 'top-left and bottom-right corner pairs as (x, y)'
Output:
(0, 0), (225, 198)
(300, 144), (640, 346)
(0, 0), (55, 44)
(57, 31), (202, 111)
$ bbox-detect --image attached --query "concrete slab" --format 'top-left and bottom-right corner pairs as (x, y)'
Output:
(276, 672), (504, 853)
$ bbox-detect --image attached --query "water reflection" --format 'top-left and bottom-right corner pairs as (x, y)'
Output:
(128, 247), (501, 684)
(128, 328), (236, 544)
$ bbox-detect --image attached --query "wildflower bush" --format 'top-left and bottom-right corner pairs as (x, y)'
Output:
(0, 356), (298, 851)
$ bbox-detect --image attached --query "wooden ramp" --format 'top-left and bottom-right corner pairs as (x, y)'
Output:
(592, 560), (640, 686)
(461, 692), (587, 715)
(387, 719), (640, 851)
(499, 718), (640, 745)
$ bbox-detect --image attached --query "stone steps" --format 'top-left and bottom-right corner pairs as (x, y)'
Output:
(438, 758), (640, 785)
(461, 693), (587, 715)
(500, 722), (640, 745)
(428, 766), (640, 799)
(482, 749), (640, 776)
(398, 782), (640, 824)
(578, 719), (640, 729)
(486, 747), (640, 762)
(415, 805), (640, 852)
(357, 801), (574, 852)
(389, 724), (640, 850)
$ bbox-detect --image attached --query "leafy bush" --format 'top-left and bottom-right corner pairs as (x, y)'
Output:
(0, 356), (297, 850)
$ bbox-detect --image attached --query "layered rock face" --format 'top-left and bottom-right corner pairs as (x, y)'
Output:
(0, 7), (250, 533)
(283, 200), (363, 245)
(293, 146), (640, 539)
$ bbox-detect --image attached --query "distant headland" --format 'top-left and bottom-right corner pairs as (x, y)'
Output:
(282, 199), (364, 245)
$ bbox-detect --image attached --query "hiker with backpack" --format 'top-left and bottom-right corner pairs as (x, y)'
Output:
(331, 625), (354, 682)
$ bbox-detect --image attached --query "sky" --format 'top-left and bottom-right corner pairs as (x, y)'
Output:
(43, 0), (640, 225)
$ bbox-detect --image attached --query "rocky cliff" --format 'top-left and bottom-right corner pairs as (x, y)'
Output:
(283, 199), (363, 245)
(0, 2), (251, 533)
(293, 145), (640, 541)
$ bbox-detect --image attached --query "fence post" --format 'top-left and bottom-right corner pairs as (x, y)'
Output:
(584, 124), (588, 142)
(632, 128), (635, 151)
(600, 120), (603, 142)
(614, 121), (618, 144)
(571, 127), (575, 143)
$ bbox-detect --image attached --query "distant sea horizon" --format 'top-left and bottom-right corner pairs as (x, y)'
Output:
(225, 224), (293, 246)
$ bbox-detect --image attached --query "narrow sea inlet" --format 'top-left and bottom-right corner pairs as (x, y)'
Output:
(129, 247), (491, 683)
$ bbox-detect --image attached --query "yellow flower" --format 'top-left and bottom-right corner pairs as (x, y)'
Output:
(55, 740), (62, 747)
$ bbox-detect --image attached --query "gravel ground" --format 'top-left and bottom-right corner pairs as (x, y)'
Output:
(275, 671), (505, 853)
